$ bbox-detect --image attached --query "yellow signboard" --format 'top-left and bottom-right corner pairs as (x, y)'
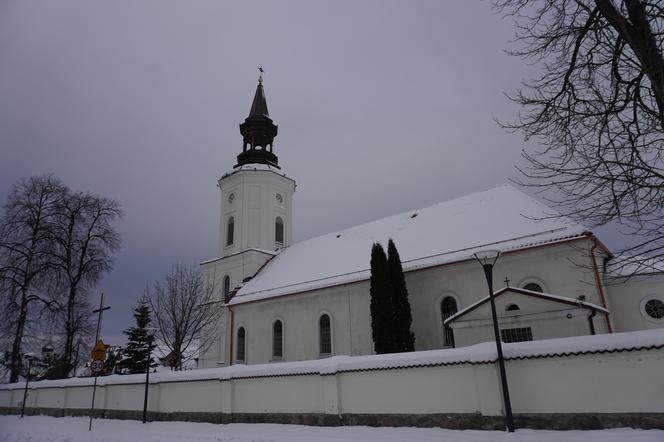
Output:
(90, 340), (107, 361)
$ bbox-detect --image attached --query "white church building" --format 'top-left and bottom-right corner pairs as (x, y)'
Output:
(199, 78), (664, 369)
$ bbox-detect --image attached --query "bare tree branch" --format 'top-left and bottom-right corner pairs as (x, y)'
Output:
(496, 0), (664, 273)
(146, 264), (221, 370)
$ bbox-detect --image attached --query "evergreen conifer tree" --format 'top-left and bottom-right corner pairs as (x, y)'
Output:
(369, 242), (392, 354)
(387, 239), (415, 352)
(122, 301), (156, 374)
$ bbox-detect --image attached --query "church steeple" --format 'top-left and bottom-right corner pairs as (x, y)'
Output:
(249, 75), (269, 117)
(236, 74), (279, 168)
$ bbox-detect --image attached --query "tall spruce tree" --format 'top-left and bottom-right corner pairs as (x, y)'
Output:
(369, 242), (392, 354)
(387, 239), (415, 352)
(122, 301), (156, 374)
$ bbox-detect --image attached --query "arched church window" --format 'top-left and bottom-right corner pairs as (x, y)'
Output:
(272, 320), (283, 359)
(223, 276), (231, 296)
(506, 303), (520, 311)
(440, 297), (458, 348)
(275, 217), (284, 245)
(523, 282), (543, 293)
(319, 314), (332, 356)
(226, 217), (234, 246)
(236, 327), (246, 363)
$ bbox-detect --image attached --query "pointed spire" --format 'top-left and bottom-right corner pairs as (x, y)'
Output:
(236, 71), (280, 169)
(248, 79), (269, 117)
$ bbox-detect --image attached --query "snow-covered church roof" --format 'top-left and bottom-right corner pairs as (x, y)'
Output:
(230, 184), (589, 305)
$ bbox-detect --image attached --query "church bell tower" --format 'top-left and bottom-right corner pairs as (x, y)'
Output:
(217, 74), (296, 257)
(200, 73), (296, 368)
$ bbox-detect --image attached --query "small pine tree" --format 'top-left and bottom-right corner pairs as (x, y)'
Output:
(369, 242), (393, 354)
(387, 238), (415, 352)
(122, 301), (156, 374)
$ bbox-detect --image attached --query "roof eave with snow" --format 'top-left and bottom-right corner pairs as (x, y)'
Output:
(444, 286), (610, 325)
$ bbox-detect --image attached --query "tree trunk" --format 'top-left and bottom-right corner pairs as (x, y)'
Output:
(9, 298), (28, 383)
(61, 285), (77, 370)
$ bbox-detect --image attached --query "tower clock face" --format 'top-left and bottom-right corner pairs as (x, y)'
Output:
(228, 193), (235, 204)
(276, 193), (283, 203)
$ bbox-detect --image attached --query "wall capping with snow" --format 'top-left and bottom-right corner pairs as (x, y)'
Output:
(1, 330), (663, 430)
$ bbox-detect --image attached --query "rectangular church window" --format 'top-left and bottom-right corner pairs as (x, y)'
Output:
(500, 327), (533, 343)
(275, 217), (284, 245)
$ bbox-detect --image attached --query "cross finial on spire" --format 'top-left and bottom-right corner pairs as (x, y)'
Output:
(258, 65), (264, 84)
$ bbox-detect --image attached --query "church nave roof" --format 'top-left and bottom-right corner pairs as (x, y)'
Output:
(229, 184), (590, 305)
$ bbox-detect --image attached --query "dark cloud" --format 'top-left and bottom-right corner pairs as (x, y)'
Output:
(0, 0), (624, 344)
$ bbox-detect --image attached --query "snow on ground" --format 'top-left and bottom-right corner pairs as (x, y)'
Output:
(0, 416), (662, 442)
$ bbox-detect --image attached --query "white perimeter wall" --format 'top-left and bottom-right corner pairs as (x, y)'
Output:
(2, 344), (662, 418)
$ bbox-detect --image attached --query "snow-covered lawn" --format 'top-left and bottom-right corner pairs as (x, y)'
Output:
(0, 416), (662, 442)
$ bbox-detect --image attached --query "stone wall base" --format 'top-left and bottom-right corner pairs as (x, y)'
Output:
(2, 407), (663, 430)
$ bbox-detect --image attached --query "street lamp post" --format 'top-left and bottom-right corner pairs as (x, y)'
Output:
(20, 354), (36, 418)
(473, 250), (515, 433)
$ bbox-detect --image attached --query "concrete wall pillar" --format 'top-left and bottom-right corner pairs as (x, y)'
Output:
(321, 374), (339, 415)
(220, 381), (233, 414)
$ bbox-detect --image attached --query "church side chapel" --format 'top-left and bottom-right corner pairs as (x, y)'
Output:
(199, 77), (664, 369)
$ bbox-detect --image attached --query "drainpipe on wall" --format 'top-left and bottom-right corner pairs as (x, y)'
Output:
(587, 233), (613, 333)
(587, 310), (597, 335)
(228, 304), (235, 366)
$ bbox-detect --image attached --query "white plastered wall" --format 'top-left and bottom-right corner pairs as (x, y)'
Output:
(199, 250), (274, 368)
(217, 168), (295, 257)
(228, 239), (612, 363)
(2, 347), (663, 417)
(605, 273), (664, 332)
(449, 294), (608, 348)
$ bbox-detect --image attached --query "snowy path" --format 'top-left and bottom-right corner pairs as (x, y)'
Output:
(1, 416), (663, 442)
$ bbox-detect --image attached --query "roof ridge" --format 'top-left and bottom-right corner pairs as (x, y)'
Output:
(294, 185), (530, 244)
(232, 184), (594, 304)
(231, 232), (586, 303)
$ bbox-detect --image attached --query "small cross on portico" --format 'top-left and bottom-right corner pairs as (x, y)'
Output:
(503, 276), (511, 287)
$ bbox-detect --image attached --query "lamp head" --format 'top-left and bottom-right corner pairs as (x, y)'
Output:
(472, 249), (501, 267)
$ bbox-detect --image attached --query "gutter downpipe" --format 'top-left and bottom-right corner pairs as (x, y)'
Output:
(587, 233), (612, 332)
(228, 304), (235, 366)
(587, 309), (597, 335)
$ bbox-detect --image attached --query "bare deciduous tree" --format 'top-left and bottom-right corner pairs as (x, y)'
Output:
(0, 175), (62, 382)
(0, 175), (122, 381)
(146, 265), (221, 370)
(49, 190), (122, 375)
(496, 0), (664, 273)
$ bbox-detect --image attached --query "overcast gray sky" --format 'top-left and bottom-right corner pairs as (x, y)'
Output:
(0, 0), (623, 346)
